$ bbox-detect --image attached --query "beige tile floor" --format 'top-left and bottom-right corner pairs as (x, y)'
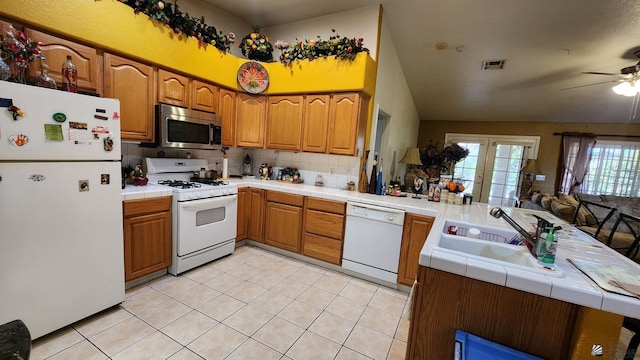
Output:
(29, 246), (411, 360)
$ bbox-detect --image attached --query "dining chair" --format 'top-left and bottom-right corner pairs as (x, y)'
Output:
(571, 200), (617, 241)
(605, 213), (640, 260)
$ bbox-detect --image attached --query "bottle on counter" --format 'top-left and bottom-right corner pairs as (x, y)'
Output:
(375, 158), (383, 195)
(368, 154), (378, 194)
(538, 227), (556, 266)
(61, 55), (78, 93)
(35, 63), (57, 89)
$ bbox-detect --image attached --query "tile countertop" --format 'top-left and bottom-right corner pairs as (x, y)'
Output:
(421, 206), (640, 318)
(121, 184), (173, 201)
(122, 179), (640, 317)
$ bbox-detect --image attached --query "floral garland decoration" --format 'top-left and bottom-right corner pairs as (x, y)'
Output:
(275, 29), (368, 65)
(117, 0), (235, 52)
(0, 24), (44, 83)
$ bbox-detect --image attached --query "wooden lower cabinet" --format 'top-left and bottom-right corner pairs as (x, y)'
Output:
(264, 191), (304, 252)
(302, 197), (346, 265)
(247, 188), (265, 242)
(236, 188), (247, 241)
(407, 266), (577, 360)
(123, 197), (171, 281)
(397, 213), (434, 286)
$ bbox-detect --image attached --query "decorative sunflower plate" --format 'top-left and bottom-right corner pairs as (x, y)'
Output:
(237, 61), (269, 94)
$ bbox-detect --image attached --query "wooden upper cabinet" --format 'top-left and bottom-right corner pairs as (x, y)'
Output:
(266, 95), (304, 151)
(236, 93), (266, 148)
(104, 53), (156, 142)
(219, 88), (236, 147)
(157, 69), (190, 108)
(192, 80), (219, 113)
(328, 93), (369, 156)
(302, 94), (330, 153)
(25, 29), (101, 94)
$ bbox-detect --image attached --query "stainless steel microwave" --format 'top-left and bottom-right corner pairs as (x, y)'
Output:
(154, 104), (222, 150)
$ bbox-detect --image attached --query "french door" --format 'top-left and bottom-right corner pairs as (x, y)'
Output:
(445, 134), (540, 206)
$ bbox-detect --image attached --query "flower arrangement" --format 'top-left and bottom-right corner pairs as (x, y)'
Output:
(118, 0), (231, 52)
(0, 24), (44, 83)
(276, 29), (369, 65)
(238, 25), (273, 62)
(420, 142), (469, 177)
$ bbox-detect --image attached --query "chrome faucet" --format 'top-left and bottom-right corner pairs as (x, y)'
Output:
(489, 207), (538, 254)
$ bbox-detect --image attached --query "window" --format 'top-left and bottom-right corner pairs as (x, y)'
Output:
(583, 140), (640, 197)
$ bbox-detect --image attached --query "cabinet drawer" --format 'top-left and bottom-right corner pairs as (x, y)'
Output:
(304, 209), (345, 240)
(302, 233), (342, 265)
(305, 197), (345, 214)
(266, 191), (304, 207)
(123, 197), (171, 218)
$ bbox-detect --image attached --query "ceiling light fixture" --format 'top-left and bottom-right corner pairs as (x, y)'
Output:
(612, 79), (640, 97)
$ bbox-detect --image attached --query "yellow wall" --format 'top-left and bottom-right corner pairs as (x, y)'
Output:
(418, 120), (640, 193)
(0, 0), (376, 96)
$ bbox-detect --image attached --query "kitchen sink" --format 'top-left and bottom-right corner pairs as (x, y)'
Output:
(436, 221), (565, 277)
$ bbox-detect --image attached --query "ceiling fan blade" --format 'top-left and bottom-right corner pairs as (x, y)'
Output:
(581, 71), (621, 76)
(561, 80), (620, 90)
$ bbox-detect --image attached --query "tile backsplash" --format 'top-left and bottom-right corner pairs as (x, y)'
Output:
(122, 143), (361, 190)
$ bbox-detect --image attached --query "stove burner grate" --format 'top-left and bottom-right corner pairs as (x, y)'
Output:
(157, 180), (202, 189)
(190, 178), (230, 186)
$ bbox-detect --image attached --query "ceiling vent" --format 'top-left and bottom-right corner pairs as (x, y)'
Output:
(482, 59), (506, 70)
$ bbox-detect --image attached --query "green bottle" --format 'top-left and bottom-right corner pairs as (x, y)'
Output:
(541, 227), (556, 265)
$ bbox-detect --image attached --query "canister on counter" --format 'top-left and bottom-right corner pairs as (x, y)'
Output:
(463, 193), (473, 205)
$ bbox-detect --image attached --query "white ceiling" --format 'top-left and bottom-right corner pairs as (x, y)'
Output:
(202, 0), (640, 124)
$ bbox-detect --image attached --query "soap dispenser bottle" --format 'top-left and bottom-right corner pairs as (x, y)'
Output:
(540, 227), (557, 265)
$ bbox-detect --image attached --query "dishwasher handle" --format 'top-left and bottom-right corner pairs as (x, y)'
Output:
(346, 201), (405, 226)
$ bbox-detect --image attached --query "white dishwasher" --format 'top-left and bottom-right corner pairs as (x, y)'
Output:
(342, 201), (405, 284)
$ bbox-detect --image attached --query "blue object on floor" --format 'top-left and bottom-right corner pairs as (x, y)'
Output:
(454, 330), (543, 360)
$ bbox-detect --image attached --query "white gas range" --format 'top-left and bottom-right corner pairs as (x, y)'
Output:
(145, 158), (237, 275)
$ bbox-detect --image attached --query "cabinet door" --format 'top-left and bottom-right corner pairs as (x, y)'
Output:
(237, 188), (247, 241)
(123, 197), (172, 281)
(25, 29), (101, 94)
(247, 188), (265, 242)
(219, 88), (236, 147)
(104, 53), (156, 142)
(158, 69), (190, 108)
(328, 93), (368, 156)
(266, 96), (303, 151)
(302, 94), (330, 153)
(236, 93), (266, 148)
(265, 201), (302, 253)
(397, 213), (434, 286)
(192, 80), (219, 113)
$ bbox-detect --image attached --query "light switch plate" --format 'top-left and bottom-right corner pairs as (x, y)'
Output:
(535, 174), (545, 181)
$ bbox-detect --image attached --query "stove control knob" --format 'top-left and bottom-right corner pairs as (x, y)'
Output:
(210, 190), (217, 197)
(189, 193), (197, 200)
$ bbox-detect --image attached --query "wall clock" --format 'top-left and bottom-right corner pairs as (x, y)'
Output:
(237, 61), (269, 94)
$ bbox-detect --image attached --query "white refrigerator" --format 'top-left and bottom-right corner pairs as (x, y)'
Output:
(0, 81), (124, 339)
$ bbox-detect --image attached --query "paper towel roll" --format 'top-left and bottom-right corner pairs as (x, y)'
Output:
(222, 157), (229, 179)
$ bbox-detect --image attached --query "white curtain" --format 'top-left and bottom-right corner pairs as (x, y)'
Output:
(560, 135), (597, 194)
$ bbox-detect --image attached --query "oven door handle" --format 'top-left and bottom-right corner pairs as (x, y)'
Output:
(180, 194), (237, 211)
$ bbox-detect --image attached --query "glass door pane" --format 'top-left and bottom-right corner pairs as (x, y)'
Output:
(486, 144), (524, 206)
(453, 142), (486, 201)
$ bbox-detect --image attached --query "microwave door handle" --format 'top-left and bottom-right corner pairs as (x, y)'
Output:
(209, 124), (214, 145)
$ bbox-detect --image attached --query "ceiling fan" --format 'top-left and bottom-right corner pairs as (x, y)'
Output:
(563, 52), (640, 120)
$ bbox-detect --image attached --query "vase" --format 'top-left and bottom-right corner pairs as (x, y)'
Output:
(0, 55), (10, 81)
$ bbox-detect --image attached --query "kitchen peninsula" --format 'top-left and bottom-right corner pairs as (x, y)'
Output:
(126, 179), (640, 360)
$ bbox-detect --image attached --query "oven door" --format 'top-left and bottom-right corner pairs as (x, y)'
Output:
(176, 194), (237, 256)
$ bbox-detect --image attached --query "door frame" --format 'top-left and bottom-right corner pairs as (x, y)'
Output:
(445, 133), (541, 203)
